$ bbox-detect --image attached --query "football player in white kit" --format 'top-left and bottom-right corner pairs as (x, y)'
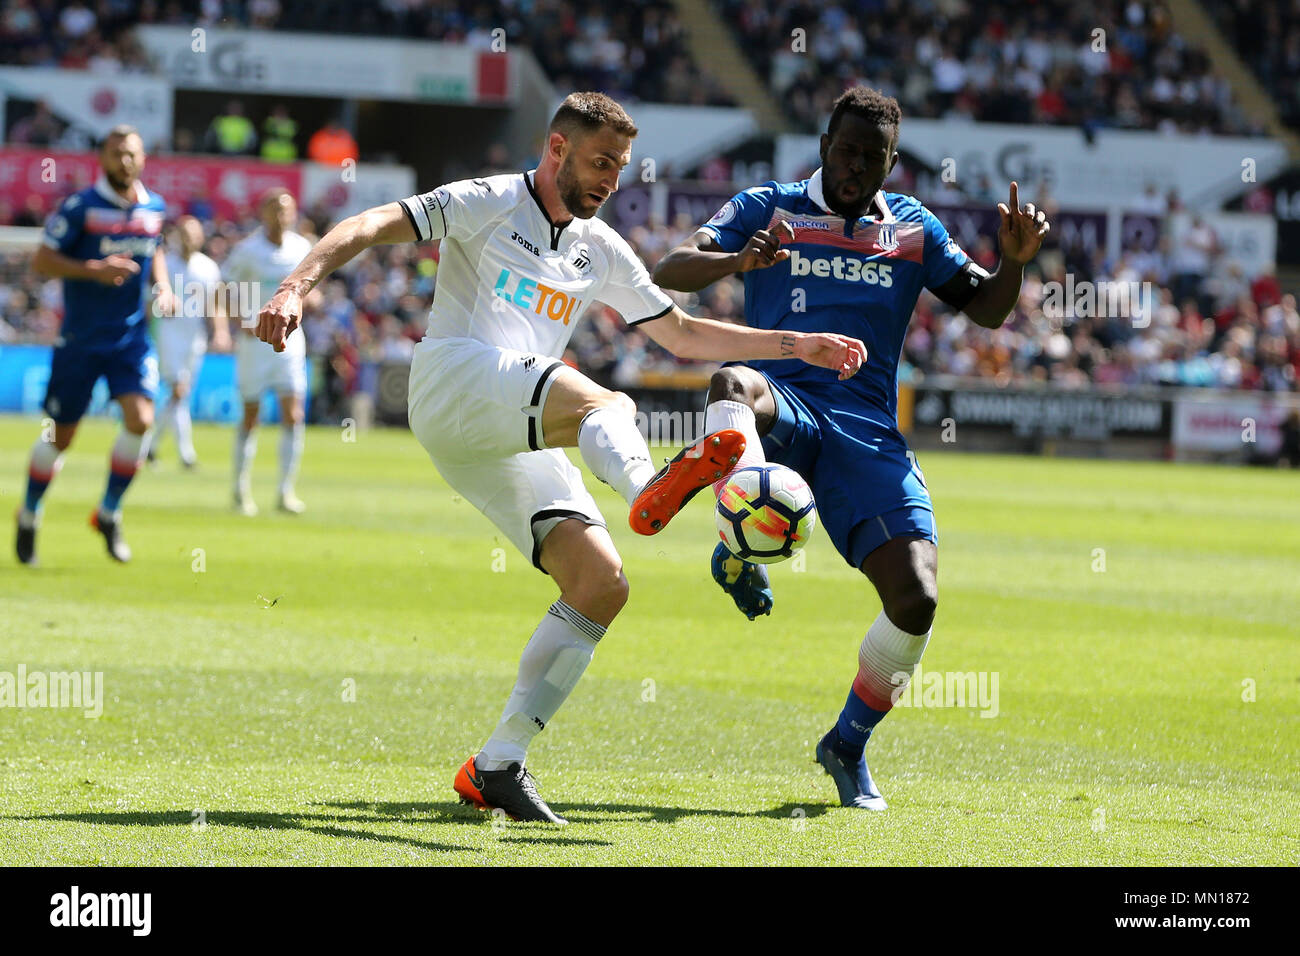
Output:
(256, 93), (866, 823)
(225, 189), (313, 515)
(152, 215), (229, 468)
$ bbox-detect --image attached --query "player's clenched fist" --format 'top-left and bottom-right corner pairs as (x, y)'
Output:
(790, 332), (868, 381)
(734, 220), (796, 273)
(257, 285), (302, 353)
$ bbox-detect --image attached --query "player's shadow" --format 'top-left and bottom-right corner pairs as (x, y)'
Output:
(6, 809), (468, 854)
(327, 800), (835, 826)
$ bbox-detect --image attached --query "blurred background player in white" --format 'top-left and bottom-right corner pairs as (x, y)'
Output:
(151, 215), (229, 469)
(224, 189), (312, 515)
(254, 92), (865, 824)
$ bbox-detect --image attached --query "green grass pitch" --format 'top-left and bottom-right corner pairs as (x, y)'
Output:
(1, 413), (1297, 865)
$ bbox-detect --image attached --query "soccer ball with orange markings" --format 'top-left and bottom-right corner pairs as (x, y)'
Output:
(715, 464), (817, 564)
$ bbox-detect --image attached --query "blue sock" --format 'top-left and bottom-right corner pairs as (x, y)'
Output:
(831, 685), (889, 761)
(25, 474), (52, 513)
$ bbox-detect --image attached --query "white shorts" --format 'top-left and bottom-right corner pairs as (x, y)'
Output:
(407, 337), (605, 571)
(236, 332), (306, 403)
(157, 317), (206, 387)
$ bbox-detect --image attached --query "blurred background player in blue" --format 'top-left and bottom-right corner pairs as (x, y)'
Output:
(15, 125), (176, 565)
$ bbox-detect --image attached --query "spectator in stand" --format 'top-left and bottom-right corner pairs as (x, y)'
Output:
(13, 195), (46, 228)
(1279, 409), (1300, 468)
(9, 100), (64, 146)
(306, 118), (359, 167)
(1131, 183), (1168, 216)
(1171, 215), (1219, 312)
(204, 100), (258, 156)
(482, 143), (513, 176)
(185, 186), (216, 226)
(260, 104), (298, 162)
(1251, 263), (1282, 310)
(57, 0), (96, 40)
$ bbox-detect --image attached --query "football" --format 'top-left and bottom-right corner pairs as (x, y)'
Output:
(715, 464), (817, 564)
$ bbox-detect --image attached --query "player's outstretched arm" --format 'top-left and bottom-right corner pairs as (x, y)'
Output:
(256, 202), (417, 352)
(653, 222), (795, 292)
(962, 181), (1050, 329)
(32, 245), (140, 286)
(638, 306), (866, 380)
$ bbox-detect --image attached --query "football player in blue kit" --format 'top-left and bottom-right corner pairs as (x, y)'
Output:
(15, 125), (176, 565)
(653, 87), (1049, 810)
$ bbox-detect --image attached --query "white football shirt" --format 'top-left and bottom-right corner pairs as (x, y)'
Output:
(399, 171), (674, 358)
(163, 249), (222, 342)
(223, 227), (313, 356)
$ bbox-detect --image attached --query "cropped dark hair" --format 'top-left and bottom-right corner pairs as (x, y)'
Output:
(549, 92), (638, 141)
(827, 87), (902, 142)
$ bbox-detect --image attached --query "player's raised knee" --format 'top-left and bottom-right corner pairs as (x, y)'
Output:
(885, 580), (937, 635)
(568, 567), (630, 623)
(708, 366), (749, 404)
(595, 389), (636, 420)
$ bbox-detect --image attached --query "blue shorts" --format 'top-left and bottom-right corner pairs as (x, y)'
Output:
(43, 335), (158, 424)
(758, 373), (936, 569)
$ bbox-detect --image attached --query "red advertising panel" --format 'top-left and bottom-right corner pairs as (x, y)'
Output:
(0, 148), (302, 223)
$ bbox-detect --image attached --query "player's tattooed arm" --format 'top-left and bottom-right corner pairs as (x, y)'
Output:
(639, 307), (866, 380)
(257, 201), (418, 352)
(963, 181), (1050, 329)
(652, 221), (795, 292)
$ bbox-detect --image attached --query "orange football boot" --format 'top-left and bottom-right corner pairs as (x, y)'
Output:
(629, 429), (745, 535)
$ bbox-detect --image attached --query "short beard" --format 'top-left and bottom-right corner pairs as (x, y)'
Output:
(826, 195), (870, 220)
(555, 155), (589, 220)
(104, 170), (132, 193)
(822, 175), (876, 220)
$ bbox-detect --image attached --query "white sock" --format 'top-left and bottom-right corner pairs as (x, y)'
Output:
(854, 610), (932, 711)
(577, 405), (656, 505)
(157, 399), (177, 454)
(278, 422), (304, 496)
(20, 439), (64, 528)
(99, 430), (149, 522)
(233, 426), (257, 495)
(174, 400), (195, 463)
(703, 400), (766, 496)
(477, 600), (607, 770)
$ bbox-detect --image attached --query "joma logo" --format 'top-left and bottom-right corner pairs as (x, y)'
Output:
(511, 231), (540, 257)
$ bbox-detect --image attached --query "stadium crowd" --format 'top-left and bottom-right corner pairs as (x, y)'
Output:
(1208, 0), (1300, 132)
(2, 173), (1297, 411)
(718, 0), (1262, 135)
(0, 0), (732, 110)
(0, 0), (1294, 411)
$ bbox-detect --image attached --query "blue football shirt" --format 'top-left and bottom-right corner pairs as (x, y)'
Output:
(699, 168), (974, 426)
(41, 176), (166, 349)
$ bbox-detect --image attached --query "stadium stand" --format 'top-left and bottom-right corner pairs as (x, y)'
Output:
(0, 0), (1294, 408)
(0, 0), (733, 107)
(1205, 0), (1300, 131)
(715, 0), (1262, 135)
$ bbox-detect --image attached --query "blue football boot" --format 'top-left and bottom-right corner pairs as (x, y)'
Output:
(711, 542), (773, 620)
(815, 729), (887, 810)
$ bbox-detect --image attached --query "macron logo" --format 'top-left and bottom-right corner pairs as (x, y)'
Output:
(50, 886), (151, 936)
